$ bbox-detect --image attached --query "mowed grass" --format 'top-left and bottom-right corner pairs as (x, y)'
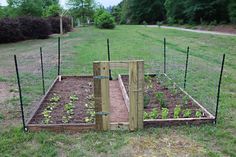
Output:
(0, 25), (235, 157)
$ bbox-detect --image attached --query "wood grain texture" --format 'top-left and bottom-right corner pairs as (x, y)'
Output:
(129, 61), (138, 131)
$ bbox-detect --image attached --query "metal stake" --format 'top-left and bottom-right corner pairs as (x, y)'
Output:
(164, 38), (166, 74)
(40, 47), (45, 95)
(107, 38), (112, 80)
(184, 47), (190, 89)
(215, 54), (226, 124)
(14, 55), (27, 131)
(58, 37), (61, 76)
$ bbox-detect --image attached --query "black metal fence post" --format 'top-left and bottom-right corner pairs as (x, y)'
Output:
(184, 47), (190, 89)
(164, 38), (166, 74)
(107, 38), (112, 80)
(215, 54), (226, 124)
(14, 55), (27, 131)
(58, 37), (61, 76)
(40, 47), (45, 95)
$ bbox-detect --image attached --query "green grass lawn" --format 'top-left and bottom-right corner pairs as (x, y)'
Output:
(0, 25), (235, 157)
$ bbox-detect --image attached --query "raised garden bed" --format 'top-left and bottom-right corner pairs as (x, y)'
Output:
(26, 76), (96, 133)
(119, 74), (215, 127)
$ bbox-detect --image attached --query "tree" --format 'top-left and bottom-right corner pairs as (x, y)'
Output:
(68, 0), (95, 24)
(43, 4), (62, 17)
(228, 0), (236, 23)
(122, 0), (166, 24)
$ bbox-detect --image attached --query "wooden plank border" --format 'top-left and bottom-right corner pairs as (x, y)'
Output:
(118, 74), (130, 112)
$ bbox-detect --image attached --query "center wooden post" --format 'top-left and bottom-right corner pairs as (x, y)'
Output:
(93, 60), (144, 131)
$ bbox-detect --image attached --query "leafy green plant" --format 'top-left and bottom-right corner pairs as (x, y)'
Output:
(155, 92), (167, 108)
(143, 111), (149, 120)
(174, 105), (181, 119)
(62, 115), (72, 123)
(144, 95), (150, 108)
(50, 94), (60, 102)
(162, 108), (169, 119)
(145, 75), (153, 89)
(70, 95), (78, 102)
(183, 109), (192, 118)
(64, 102), (75, 115)
(42, 110), (52, 124)
(150, 108), (158, 119)
(195, 110), (202, 118)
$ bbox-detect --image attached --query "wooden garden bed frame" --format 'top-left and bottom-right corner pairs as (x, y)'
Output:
(26, 76), (96, 133)
(118, 73), (215, 127)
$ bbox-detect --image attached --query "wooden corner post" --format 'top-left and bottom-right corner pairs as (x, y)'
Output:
(93, 62), (110, 131)
(129, 61), (144, 131)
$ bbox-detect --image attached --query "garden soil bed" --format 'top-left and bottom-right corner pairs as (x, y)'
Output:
(29, 76), (94, 124)
(120, 74), (215, 126)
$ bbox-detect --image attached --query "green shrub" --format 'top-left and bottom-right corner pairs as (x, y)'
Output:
(94, 9), (115, 29)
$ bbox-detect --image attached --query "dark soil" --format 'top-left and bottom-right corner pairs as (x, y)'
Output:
(121, 75), (207, 119)
(30, 76), (94, 124)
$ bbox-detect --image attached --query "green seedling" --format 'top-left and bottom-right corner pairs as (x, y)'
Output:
(64, 102), (75, 115)
(143, 111), (149, 120)
(150, 108), (158, 119)
(183, 109), (192, 118)
(50, 94), (60, 102)
(155, 92), (167, 108)
(62, 115), (72, 123)
(46, 102), (57, 110)
(144, 95), (150, 108)
(162, 108), (169, 119)
(70, 95), (79, 102)
(42, 110), (52, 124)
(195, 110), (202, 118)
(174, 105), (181, 119)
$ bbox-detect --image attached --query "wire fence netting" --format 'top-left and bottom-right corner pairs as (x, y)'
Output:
(14, 35), (223, 123)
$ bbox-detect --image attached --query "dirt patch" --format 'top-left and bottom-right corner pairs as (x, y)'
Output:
(121, 75), (208, 119)
(30, 77), (95, 124)
(0, 83), (13, 104)
(109, 80), (128, 123)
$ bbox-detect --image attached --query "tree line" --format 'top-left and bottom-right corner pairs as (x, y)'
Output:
(112, 0), (236, 25)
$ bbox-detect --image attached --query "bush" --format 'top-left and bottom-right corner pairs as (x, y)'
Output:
(18, 17), (51, 39)
(94, 10), (115, 29)
(47, 16), (71, 34)
(0, 18), (24, 43)
(0, 16), (71, 43)
(30, 17), (51, 39)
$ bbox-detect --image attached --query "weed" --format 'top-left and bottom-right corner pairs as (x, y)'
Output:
(195, 110), (202, 118)
(155, 92), (167, 108)
(162, 108), (169, 119)
(144, 95), (150, 108)
(183, 109), (192, 118)
(174, 106), (181, 119)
